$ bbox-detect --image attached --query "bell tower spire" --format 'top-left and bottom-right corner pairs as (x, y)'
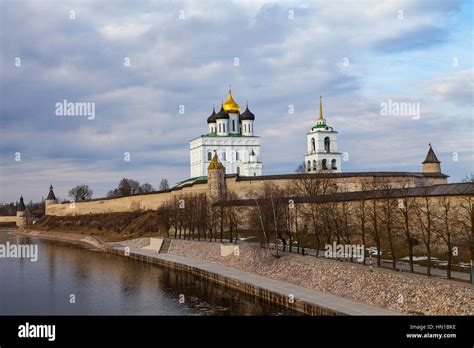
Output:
(319, 96), (323, 120)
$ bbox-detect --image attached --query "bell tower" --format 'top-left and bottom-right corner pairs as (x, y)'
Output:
(304, 97), (342, 173)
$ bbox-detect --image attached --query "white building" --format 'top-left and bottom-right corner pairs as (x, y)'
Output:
(189, 88), (263, 178)
(304, 97), (342, 173)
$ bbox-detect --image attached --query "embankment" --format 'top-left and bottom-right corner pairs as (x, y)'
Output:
(34, 211), (169, 241)
(165, 239), (474, 316)
(15, 229), (106, 250)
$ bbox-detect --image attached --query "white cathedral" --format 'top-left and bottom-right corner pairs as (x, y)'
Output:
(189, 88), (263, 178)
(189, 89), (341, 179)
(304, 96), (342, 173)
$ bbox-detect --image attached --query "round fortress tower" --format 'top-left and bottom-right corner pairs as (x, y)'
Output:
(16, 196), (28, 228)
(422, 144), (442, 174)
(207, 152), (226, 201)
(45, 185), (59, 214)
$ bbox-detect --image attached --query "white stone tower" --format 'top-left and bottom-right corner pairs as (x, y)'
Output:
(304, 97), (342, 173)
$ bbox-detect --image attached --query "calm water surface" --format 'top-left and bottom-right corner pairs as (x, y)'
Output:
(0, 228), (297, 315)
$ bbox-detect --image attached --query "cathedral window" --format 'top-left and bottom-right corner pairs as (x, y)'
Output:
(322, 159), (328, 170)
(222, 152), (226, 161)
(223, 123), (226, 132)
(312, 160), (317, 171)
(207, 152), (212, 161)
(232, 120), (235, 132)
(331, 159), (337, 170)
(324, 137), (330, 152)
(307, 160), (311, 172)
(236, 151), (240, 160)
(311, 138), (315, 152)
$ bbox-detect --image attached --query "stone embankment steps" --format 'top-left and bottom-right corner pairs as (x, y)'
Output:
(159, 238), (172, 254)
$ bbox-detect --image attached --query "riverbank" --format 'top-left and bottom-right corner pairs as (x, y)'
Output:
(15, 229), (107, 250)
(165, 239), (473, 315)
(14, 230), (474, 315)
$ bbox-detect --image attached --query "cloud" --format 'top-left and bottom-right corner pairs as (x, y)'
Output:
(424, 69), (473, 106)
(0, 0), (471, 202)
(99, 24), (152, 40)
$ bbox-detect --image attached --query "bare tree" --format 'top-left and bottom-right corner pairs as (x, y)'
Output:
(159, 179), (170, 191)
(378, 185), (398, 270)
(413, 197), (434, 276)
(140, 183), (154, 193)
(354, 200), (368, 264)
(397, 185), (418, 273)
(68, 185), (93, 201)
(459, 194), (474, 283)
(435, 196), (457, 279)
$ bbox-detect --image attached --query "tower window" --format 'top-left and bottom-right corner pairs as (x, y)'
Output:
(331, 159), (337, 170)
(322, 159), (328, 170)
(232, 120), (235, 132)
(311, 138), (315, 152)
(324, 137), (330, 152)
(312, 160), (317, 171)
(207, 152), (212, 161)
(307, 160), (311, 172)
(219, 123), (221, 133)
(223, 124), (226, 132)
(237, 167), (240, 175)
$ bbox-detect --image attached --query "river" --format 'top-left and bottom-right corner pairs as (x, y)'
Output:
(0, 227), (297, 315)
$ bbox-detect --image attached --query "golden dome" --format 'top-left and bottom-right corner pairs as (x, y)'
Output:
(223, 87), (240, 114)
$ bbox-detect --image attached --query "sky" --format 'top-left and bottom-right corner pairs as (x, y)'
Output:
(0, 0), (472, 203)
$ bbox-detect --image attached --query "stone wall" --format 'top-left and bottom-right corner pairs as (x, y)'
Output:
(0, 216), (17, 223)
(45, 173), (448, 217)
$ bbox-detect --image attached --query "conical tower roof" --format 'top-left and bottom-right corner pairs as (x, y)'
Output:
(46, 185), (57, 200)
(423, 144), (441, 164)
(208, 153), (225, 170)
(18, 196), (26, 212)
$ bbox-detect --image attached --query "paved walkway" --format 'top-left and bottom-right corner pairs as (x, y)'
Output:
(109, 243), (401, 316)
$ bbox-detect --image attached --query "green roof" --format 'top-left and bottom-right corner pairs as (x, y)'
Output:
(202, 133), (258, 137)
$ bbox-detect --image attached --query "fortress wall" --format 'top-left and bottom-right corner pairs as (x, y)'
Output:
(227, 175), (447, 198)
(0, 216), (17, 223)
(46, 182), (209, 217)
(45, 174), (447, 217)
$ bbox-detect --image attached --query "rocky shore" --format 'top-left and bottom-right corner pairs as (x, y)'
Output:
(168, 239), (473, 315)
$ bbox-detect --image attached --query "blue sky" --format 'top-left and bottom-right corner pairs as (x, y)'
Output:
(0, 0), (472, 202)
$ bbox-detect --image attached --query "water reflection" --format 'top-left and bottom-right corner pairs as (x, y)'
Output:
(0, 228), (298, 315)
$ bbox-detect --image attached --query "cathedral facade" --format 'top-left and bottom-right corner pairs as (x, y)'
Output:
(189, 88), (263, 178)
